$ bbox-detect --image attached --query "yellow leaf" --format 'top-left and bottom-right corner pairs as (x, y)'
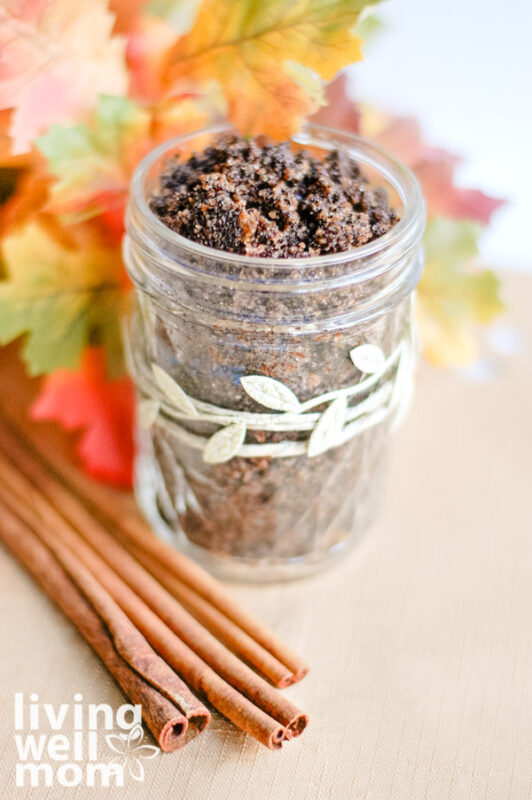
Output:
(164, 0), (370, 139)
(415, 303), (478, 367)
(417, 218), (505, 367)
(151, 95), (213, 145)
(0, 221), (123, 374)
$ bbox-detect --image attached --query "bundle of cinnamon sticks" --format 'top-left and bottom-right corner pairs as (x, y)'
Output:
(0, 418), (309, 751)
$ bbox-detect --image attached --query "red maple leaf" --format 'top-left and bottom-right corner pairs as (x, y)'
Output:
(312, 73), (361, 133)
(31, 347), (135, 486)
(314, 76), (505, 225)
(414, 159), (505, 224)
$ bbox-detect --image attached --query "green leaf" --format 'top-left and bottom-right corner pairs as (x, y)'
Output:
(417, 218), (505, 366)
(352, 12), (384, 44)
(37, 95), (143, 165)
(0, 222), (123, 375)
(146, 0), (201, 33)
(36, 95), (149, 220)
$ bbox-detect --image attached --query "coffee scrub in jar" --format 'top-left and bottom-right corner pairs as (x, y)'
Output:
(123, 124), (425, 580)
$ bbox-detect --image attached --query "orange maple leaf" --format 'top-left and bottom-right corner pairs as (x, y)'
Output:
(164, 0), (369, 139)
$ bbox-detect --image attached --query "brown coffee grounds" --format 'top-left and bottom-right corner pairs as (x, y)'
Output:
(137, 135), (409, 569)
(150, 136), (399, 258)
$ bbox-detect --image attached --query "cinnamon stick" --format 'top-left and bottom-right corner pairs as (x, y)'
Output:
(0, 429), (308, 733)
(0, 501), (206, 752)
(92, 509), (308, 685)
(0, 480), (290, 749)
(0, 456), (307, 747)
(0, 418), (307, 686)
(121, 538), (294, 684)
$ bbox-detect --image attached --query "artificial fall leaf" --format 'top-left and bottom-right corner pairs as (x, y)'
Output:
(0, 109), (38, 168)
(0, 0), (128, 155)
(359, 110), (453, 167)
(361, 111), (504, 224)
(150, 94), (213, 146)
(31, 346), (135, 486)
(311, 73), (361, 133)
(0, 220), (124, 375)
(416, 218), (505, 366)
(0, 163), (52, 237)
(146, 0), (201, 32)
(414, 160), (505, 224)
(352, 11), (383, 43)
(164, 0), (372, 139)
(126, 16), (178, 103)
(36, 93), (211, 230)
(0, 167), (17, 206)
(109, 0), (149, 34)
(318, 78), (505, 225)
(37, 95), (150, 223)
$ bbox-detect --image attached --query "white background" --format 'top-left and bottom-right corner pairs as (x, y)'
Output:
(348, 0), (532, 272)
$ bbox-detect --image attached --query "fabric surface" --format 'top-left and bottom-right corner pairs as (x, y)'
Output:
(0, 274), (530, 800)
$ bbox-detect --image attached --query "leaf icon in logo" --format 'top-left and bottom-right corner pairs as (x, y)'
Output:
(128, 757), (146, 782)
(241, 375), (301, 412)
(131, 745), (159, 760)
(106, 722), (160, 783)
(105, 733), (127, 755)
(127, 724), (144, 747)
(203, 421), (247, 463)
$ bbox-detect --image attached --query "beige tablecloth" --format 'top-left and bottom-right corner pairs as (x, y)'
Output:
(1, 274), (531, 800)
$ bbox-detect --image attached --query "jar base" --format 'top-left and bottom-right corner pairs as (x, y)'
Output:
(133, 452), (368, 583)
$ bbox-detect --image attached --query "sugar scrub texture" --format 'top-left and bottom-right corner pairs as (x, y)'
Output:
(150, 137), (399, 257)
(133, 135), (409, 566)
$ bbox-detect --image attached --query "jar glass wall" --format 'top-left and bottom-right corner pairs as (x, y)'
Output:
(123, 124), (425, 581)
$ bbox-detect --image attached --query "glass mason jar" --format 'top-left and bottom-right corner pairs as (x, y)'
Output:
(123, 123), (425, 581)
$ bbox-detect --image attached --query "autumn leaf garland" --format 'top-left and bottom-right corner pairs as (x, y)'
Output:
(141, 340), (409, 464)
